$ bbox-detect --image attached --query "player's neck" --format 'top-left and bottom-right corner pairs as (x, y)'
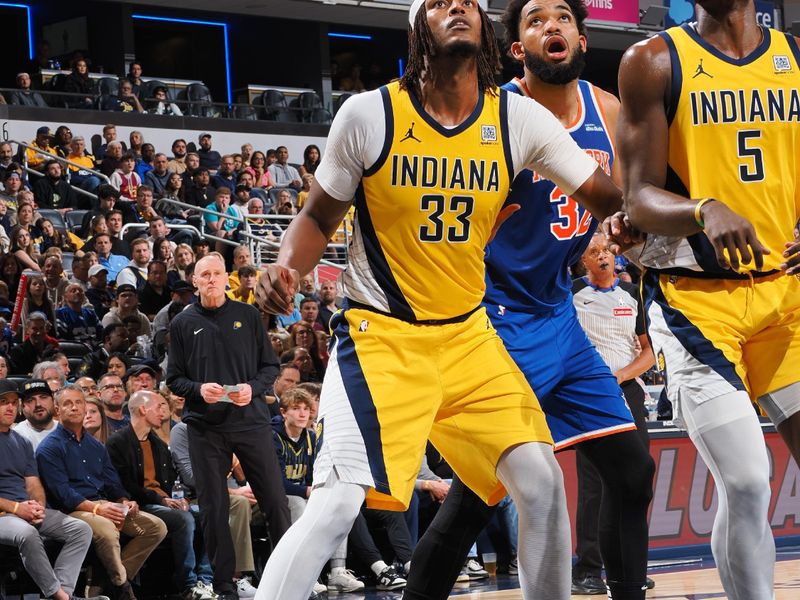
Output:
(695, 3), (762, 59)
(418, 58), (480, 127)
(523, 72), (580, 128)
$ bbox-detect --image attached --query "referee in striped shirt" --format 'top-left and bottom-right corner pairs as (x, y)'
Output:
(571, 232), (655, 592)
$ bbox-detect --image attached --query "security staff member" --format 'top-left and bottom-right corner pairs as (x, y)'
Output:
(167, 254), (290, 600)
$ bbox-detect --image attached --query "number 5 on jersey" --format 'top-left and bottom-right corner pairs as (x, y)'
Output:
(419, 194), (475, 243)
(549, 187), (592, 241)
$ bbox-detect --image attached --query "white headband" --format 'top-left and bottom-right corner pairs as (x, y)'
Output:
(409, 0), (425, 28)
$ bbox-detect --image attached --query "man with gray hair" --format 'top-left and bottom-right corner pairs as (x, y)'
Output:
(36, 384), (167, 600)
(9, 72), (47, 107)
(108, 391), (215, 600)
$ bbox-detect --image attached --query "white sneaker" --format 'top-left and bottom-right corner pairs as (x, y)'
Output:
(234, 576), (257, 599)
(456, 567), (470, 583)
(313, 581), (327, 594)
(327, 569), (365, 592)
(465, 559), (488, 580)
(189, 581), (216, 600)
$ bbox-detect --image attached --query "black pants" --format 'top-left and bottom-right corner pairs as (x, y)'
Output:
(573, 380), (650, 579)
(404, 429), (654, 600)
(187, 423), (291, 593)
(348, 509), (413, 566)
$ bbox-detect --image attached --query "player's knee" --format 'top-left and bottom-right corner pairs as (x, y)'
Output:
(724, 469), (771, 512)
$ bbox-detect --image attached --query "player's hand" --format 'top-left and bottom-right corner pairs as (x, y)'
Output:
(427, 480), (450, 503)
(700, 200), (770, 271)
(488, 204), (520, 243)
(781, 231), (800, 276)
(255, 264), (299, 315)
(602, 211), (646, 255)
(229, 383), (252, 406)
(200, 383), (225, 404)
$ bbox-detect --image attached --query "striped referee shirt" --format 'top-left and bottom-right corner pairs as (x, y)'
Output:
(572, 276), (645, 374)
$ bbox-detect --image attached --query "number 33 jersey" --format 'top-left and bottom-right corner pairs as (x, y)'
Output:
(484, 78), (615, 314)
(314, 80), (597, 322)
(638, 25), (800, 277)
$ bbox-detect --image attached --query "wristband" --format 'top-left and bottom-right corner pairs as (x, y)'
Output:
(12, 502), (19, 514)
(694, 198), (714, 229)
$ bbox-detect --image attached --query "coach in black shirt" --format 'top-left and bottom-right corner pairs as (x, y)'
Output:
(166, 254), (289, 600)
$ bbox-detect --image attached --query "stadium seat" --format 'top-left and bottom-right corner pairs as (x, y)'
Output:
(58, 341), (92, 358)
(65, 209), (88, 233)
(231, 104), (259, 121)
(291, 92), (322, 123)
(96, 94), (118, 111)
(96, 77), (119, 97)
(309, 107), (332, 124)
(261, 89), (288, 121)
(140, 79), (168, 100)
(185, 83), (217, 118)
(37, 209), (68, 232)
(250, 187), (270, 206)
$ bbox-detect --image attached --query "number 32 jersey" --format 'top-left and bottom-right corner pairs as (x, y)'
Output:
(314, 80), (597, 322)
(484, 78), (615, 314)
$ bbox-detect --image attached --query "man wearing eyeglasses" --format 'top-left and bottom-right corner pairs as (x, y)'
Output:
(13, 379), (58, 451)
(98, 374), (129, 434)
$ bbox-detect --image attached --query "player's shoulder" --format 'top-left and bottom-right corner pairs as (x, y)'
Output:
(620, 30), (671, 74)
(332, 88), (385, 124)
(585, 81), (620, 112)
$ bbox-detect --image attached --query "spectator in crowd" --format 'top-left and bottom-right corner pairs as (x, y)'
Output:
(273, 189), (296, 216)
(0, 253), (22, 299)
(232, 154), (243, 174)
(185, 168), (215, 209)
(193, 238), (210, 259)
(148, 216), (193, 250)
(94, 234), (128, 282)
(63, 59), (94, 109)
(155, 174), (186, 220)
(26, 127), (55, 172)
(9, 312), (58, 374)
(10, 225), (41, 271)
(110, 153), (141, 202)
(317, 279), (338, 331)
(197, 134), (220, 171)
(212, 155), (236, 193)
(168, 139), (188, 174)
(36, 385), (168, 600)
(52, 126), (73, 158)
(104, 353), (130, 379)
(1, 169), (24, 216)
(33, 161), (76, 212)
(135, 144), (156, 180)
(243, 151), (273, 189)
(56, 283), (101, 344)
(65, 136), (101, 194)
(123, 186), (158, 228)
(43, 255), (68, 308)
(240, 144), (253, 167)
(75, 377), (99, 397)
(153, 279), (193, 332)
(31, 361), (66, 393)
(125, 364), (158, 394)
(102, 284), (151, 335)
(181, 152), (200, 189)
(99, 141), (123, 178)
(204, 188), (239, 251)
(116, 238), (151, 290)
(244, 197), (274, 242)
(298, 144), (321, 177)
(236, 171), (255, 189)
(110, 80), (143, 113)
(97, 371), (130, 433)
(150, 86), (183, 116)
(226, 245), (255, 290)
(145, 153), (171, 196)
(153, 236), (174, 269)
(126, 62), (143, 96)
(69, 255), (91, 290)
(80, 214), (109, 251)
(0, 379), (97, 600)
(14, 378), (58, 450)
(264, 149), (277, 166)
(267, 146), (302, 191)
(139, 260), (171, 319)
(84, 396), (110, 443)
(39, 218), (75, 254)
(0, 142), (13, 178)
(167, 254), (290, 600)
(296, 174), (314, 210)
(226, 265), (256, 304)
(105, 210), (131, 257)
(232, 185), (252, 221)
(299, 297), (324, 332)
(86, 264), (115, 318)
(97, 125), (127, 161)
(21, 275), (56, 329)
(263, 363), (299, 418)
(9, 72), (47, 106)
(107, 390), (215, 600)
(168, 243), (195, 288)
(79, 322), (129, 380)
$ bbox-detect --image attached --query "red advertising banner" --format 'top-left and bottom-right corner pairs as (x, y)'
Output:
(585, 0), (640, 25)
(557, 428), (800, 552)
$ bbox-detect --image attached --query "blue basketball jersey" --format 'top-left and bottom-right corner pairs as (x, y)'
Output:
(484, 78), (615, 313)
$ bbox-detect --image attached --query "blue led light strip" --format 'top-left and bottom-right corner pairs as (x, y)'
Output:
(328, 32), (372, 40)
(1, 3), (33, 60)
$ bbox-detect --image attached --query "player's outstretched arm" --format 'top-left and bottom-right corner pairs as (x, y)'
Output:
(618, 37), (768, 271)
(256, 181), (352, 314)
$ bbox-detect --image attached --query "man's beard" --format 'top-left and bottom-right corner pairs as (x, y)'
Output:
(28, 409), (53, 427)
(524, 44), (585, 85)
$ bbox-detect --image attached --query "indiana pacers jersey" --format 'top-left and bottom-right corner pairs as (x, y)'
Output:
(485, 78), (614, 313)
(638, 24), (800, 277)
(343, 81), (512, 322)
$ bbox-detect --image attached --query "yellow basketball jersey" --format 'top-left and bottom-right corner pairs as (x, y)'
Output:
(656, 25), (800, 276)
(346, 81), (512, 321)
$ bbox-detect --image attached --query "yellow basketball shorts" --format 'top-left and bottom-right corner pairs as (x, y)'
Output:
(643, 270), (800, 419)
(312, 305), (553, 511)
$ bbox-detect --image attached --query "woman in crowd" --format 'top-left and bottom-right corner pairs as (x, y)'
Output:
(129, 131), (144, 158)
(16, 203), (41, 239)
(153, 237), (175, 271)
(105, 352), (130, 379)
(299, 144), (321, 177)
(38, 218), (75, 253)
(127, 62), (143, 96)
(10, 226), (41, 271)
(0, 253), (22, 299)
(289, 321), (326, 381)
(84, 396), (110, 444)
(79, 215), (109, 253)
(244, 151), (274, 189)
(63, 59), (94, 109)
(20, 274), (56, 331)
(167, 243), (194, 287)
(0, 355), (9, 380)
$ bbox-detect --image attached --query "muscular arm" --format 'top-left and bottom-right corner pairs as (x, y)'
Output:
(614, 333), (656, 383)
(618, 37), (702, 236)
(24, 476), (45, 505)
(571, 166), (622, 222)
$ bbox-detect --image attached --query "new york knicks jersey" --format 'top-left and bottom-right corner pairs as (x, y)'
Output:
(485, 79), (614, 313)
(638, 25), (800, 277)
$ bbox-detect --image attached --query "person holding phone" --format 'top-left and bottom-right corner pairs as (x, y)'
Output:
(166, 254), (290, 600)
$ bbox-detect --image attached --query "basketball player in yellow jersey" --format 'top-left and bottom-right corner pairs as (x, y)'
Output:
(253, 0), (621, 598)
(614, 1), (800, 598)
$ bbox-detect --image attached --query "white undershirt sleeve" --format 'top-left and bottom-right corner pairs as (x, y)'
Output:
(507, 92), (598, 195)
(314, 90), (387, 202)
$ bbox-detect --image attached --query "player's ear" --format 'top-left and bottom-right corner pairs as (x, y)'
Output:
(509, 41), (525, 62)
(578, 35), (587, 53)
